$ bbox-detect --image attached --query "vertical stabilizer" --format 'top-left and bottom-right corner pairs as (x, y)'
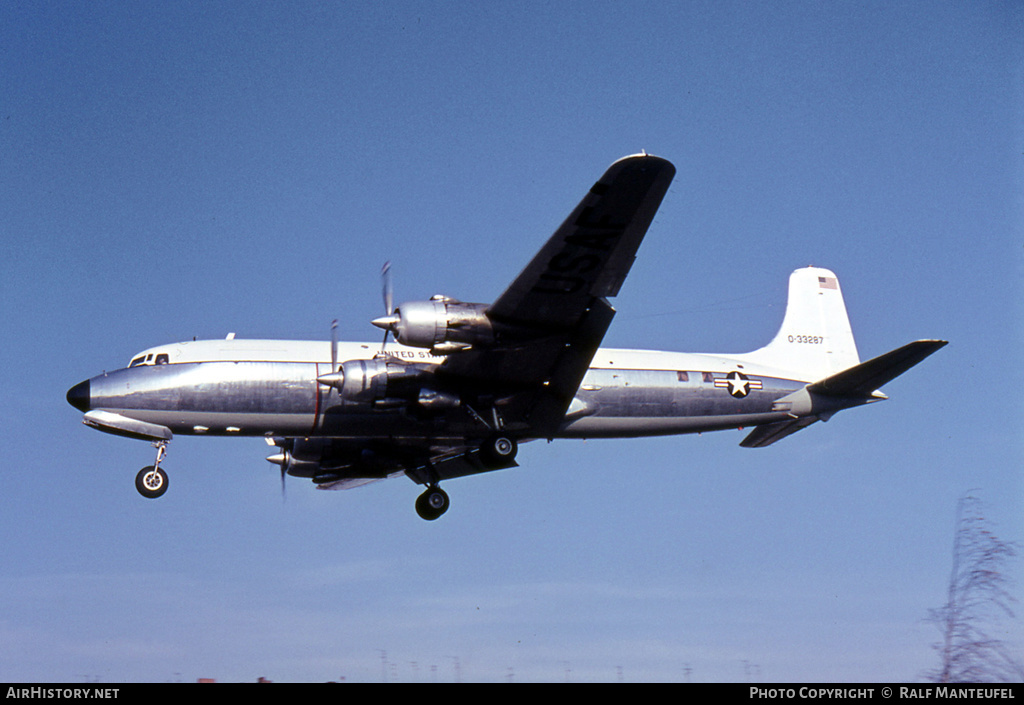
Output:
(744, 267), (860, 381)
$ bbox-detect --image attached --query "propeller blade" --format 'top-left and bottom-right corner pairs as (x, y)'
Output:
(382, 261), (394, 315)
(380, 261), (394, 353)
(330, 319), (338, 371)
(267, 451), (288, 501)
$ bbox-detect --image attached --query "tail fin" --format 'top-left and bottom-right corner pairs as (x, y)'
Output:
(744, 267), (860, 381)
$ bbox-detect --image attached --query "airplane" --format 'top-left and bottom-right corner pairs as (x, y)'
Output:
(65, 153), (946, 520)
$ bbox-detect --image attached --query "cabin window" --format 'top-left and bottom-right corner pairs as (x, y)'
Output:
(676, 371), (689, 382)
(702, 372), (714, 383)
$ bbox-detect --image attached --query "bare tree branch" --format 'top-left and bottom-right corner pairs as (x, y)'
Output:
(924, 494), (1023, 683)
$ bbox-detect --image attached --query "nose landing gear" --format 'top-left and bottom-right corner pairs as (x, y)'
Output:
(135, 441), (169, 499)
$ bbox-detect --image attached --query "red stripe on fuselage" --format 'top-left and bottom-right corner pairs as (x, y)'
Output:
(312, 362), (322, 435)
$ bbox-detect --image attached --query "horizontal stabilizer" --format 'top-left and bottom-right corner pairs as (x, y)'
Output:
(808, 339), (947, 398)
(740, 416), (819, 448)
(740, 339), (946, 448)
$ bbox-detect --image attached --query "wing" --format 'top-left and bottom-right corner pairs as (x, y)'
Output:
(487, 153), (676, 327)
(268, 435), (518, 491)
(316, 444), (519, 491)
(439, 153), (676, 432)
(285, 156), (676, 491)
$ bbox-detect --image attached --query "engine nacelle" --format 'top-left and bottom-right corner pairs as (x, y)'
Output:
(373, 296), (494, 352)
(318, 359), (458, 412)
(267, 448), (321, 478)
(318, 358), (426, 405)
(266, 438), (322, 478)
(267, 438), (384, 479)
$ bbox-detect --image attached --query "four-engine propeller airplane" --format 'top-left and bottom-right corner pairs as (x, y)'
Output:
(66, 154), (946, 520)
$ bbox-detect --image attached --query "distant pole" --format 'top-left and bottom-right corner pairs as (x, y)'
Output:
(446, 655), (462, 683)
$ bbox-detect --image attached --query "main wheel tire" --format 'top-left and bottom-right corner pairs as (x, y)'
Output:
(480, 434), (517, 469)
(135, 466), (168, 499)
(415, 486), (449, 520)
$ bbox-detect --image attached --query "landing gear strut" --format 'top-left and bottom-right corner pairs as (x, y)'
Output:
(405, 457), (450, 521)
(135, 441), (169, 499)
(415, 485), (449, 521)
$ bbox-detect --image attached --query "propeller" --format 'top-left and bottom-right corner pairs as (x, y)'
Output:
(316, 319), (345, 388)
(377, 261), (397, 353)
(265, 438), (288, 502)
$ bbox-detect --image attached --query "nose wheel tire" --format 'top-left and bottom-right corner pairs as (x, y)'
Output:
(415, 486), (450, 521)
(135, 466), (168, 499)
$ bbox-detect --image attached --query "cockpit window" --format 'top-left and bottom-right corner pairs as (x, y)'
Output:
(129, 352), (170, 367)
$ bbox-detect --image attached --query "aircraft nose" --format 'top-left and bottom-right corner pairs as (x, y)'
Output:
(66, 379), (91, 412)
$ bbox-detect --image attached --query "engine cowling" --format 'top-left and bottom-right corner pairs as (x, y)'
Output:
(267, 438), (389, 480)
(317, 358), (422, 405)
(372, 296), (494, 353)
(317, 359), (458, 412)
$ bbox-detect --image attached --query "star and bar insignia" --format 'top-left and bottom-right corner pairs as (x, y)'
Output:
(714, 370), (763, 398)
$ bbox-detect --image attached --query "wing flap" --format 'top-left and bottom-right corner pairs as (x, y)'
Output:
(316, 476), (391, 491)
(432, 448), (518, 481)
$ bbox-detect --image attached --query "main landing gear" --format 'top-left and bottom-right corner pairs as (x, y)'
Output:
(135, 441), (169, 499)
(409, 457), (450, 521)
(415, 485), (450, 521)
(411, 434), (518, 521)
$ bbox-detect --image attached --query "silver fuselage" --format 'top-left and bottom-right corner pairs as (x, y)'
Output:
(71, 338), (810, 442)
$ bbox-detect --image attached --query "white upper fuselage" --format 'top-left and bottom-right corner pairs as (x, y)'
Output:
(127, 338), (816, 384)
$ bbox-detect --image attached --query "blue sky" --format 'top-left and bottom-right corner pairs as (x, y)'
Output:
(2, 1), (1021, 683)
